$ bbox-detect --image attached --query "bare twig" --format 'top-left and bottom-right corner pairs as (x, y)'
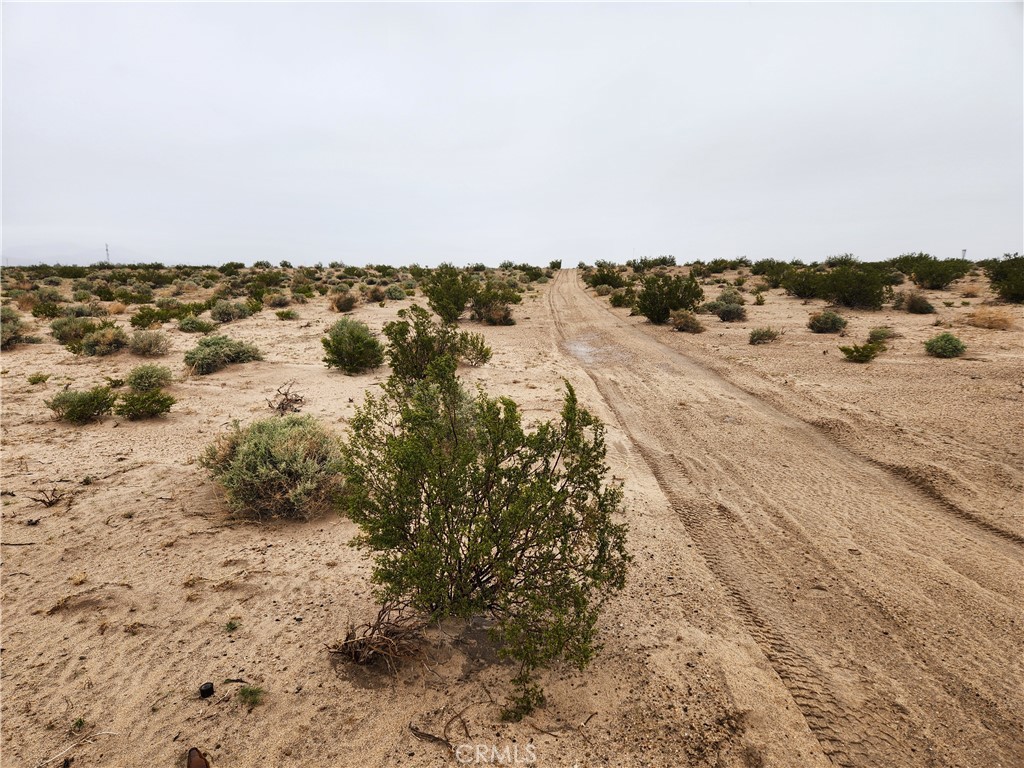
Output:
(1, 541), (38, 547)
(267, 381), (305, 414)
(409, 723), (453, 755)
(27, 488), (65, 508)
(34, 731), (117, 768)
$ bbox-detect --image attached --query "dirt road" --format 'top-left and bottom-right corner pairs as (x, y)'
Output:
(548, 270), (1024, 767)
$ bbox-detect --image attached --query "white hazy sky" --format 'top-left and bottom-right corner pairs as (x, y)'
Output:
(2, 2), (1021, 267)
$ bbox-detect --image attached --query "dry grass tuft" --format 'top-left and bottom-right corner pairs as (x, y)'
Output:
(967, 307), (1013, 330)
(106, 301), (128, 315)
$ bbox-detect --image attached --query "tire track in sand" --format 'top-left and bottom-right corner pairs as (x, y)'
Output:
(547, 271), (1024, 768)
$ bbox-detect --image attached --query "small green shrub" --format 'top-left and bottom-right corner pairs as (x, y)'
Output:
(985, 254), (1024, 302)
(385, 284), (407, 301)
(1, 306), (24, 349)
(184, 335), (263, 375)
(383, 304), (490, 382)
(717, 286), (745, 305)
(209, 300), (251, 323)
(114, 389), (176, 420)
(749, 327), (780, 345)
(322, 319), (385, 374)
(264, 292), (290, 308)
(80, 325), (128, 356)
(28, 372), (51, 385)
(46, 387), (117, 423)
(608, 288), (635, 308)
(669, 310), (704, 333)
(635, 274), (704, 324)
(839, 342), (883, 363)
(129, 305), (168, 329)
(177, 314), (216, 334)
(330, 291), (358, 312)
(753, 293), (766, 306)
(200, 415), (343, 520)
(126, 364), (173, 391)
(904, 292), (935, 314)
(458, 331), (492, 366)
(594, 284), (612, 297)
(716, 304), (747, 322)
(276, 309), (298, 320)
(867, 326), (895, 345)
(128, 330), (171, 357)
(50, 317), (103, 352)
(238, 685), (265, 708)
(470, 281), (521, 325)
(421, 264), (479, 323)
(807, 310), (847, 334)
(924, 332), (966, 358)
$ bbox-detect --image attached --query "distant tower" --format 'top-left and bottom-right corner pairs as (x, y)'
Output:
(962, 249), (967, 259)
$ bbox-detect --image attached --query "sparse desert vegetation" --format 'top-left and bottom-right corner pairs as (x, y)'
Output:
(2, 258), (1022, 768)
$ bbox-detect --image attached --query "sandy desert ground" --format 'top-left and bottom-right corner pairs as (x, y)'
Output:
(2, 268), (1022, 768)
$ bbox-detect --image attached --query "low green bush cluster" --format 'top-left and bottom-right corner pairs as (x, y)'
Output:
(322, 319), (385, 374)
(80, 325), (128, 356)
(128, 330), (171, 357)
(184, 335), (262, 375)
(330, 291), (358, 312)
(126, 364), (173, 391)
(902, 291), (935, 314)
(807, 310), (847, 334)
(382, 304), (491, 382)
(200, 415), (343, 519)
(669, 310), (704, 333)
(209, 300), (253, 323)
(1, 306), (24, 349)
(114, 389), (176, 420)
(924, 332), (966, 358)
(868, 326), (895, 344)
(178, 314), (216, 334)
(46, 387), (117, 424)
(749, 327), (780, 345)
(276, 309), (298, 320)
(635, 274), (704, 324)
(984, 253), (1024, 302)
(609, 287), (635, 308)
(470, 281), (522, 325)
(839, 342), (884, 363)
(385, 284), (407, 301)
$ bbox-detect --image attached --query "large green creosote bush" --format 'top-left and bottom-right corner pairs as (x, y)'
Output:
(200, 415), (344, 519)
(470, 280), (522, 325)
(985, 254), (1024, 302)
(635, 273), (703, 324)
(382, 304), (490, 382)
(342, 361), (630, 706)
(421, 263), (478, 323)
(322, 318), (385, 374)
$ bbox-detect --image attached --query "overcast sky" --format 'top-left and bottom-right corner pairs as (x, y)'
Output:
(2, 3), (1021, 267)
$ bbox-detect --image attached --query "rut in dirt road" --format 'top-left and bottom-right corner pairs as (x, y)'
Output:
(549, 271), (1024, 768)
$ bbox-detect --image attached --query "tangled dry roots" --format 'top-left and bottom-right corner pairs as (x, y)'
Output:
(329, 603), (424, 671)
